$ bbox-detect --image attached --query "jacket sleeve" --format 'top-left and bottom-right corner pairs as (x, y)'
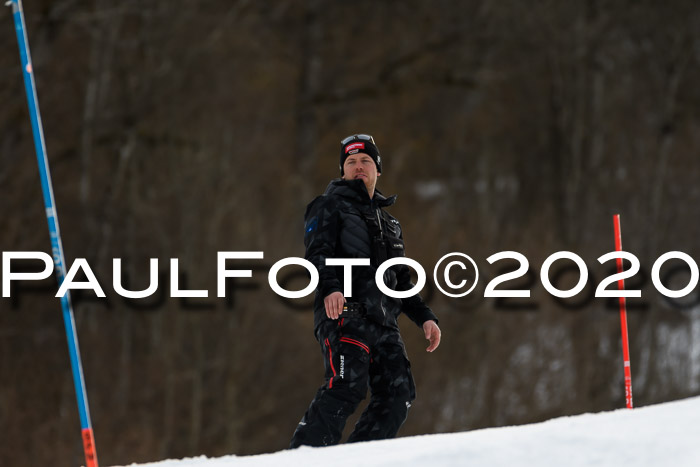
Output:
(394, 231), (439, 328)
(304, 196), (342, 299)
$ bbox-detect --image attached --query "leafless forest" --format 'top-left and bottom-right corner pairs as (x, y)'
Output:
(2, 1), (700, 466)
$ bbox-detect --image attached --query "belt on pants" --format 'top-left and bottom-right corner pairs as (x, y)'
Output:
(342, 302), (366, 318)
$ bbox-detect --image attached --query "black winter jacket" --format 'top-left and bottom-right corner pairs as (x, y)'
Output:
(304, 178), (438, 332)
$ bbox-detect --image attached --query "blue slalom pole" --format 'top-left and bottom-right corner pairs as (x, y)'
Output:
(8, 1), (98, 465)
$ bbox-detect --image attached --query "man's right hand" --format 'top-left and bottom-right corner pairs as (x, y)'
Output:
(324, 291), (346, 320)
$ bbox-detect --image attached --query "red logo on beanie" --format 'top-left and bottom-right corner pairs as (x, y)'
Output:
(345, 142), (365, 154)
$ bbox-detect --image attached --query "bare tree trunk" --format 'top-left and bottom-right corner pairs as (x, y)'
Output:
(295, 0), (322, 201)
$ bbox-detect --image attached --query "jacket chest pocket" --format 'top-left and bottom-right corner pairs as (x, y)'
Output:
(387, 238), (405, 258)
(385, 219), (401, 238)
(383, 218), (404, 258)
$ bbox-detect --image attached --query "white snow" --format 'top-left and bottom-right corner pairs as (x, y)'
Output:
(114, 396), (700, 467)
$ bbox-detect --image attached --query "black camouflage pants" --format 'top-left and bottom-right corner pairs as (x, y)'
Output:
(289, 315), (416, 448)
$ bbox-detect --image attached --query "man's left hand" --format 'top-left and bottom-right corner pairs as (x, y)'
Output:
(423, 320), (441, 352)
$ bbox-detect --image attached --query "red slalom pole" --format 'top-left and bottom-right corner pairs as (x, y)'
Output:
(613, 214), (633, 409)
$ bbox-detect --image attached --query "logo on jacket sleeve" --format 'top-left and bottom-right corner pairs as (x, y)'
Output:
(305, 217), (318, 236)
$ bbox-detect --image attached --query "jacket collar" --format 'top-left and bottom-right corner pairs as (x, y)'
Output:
(324, 178), (397, 207)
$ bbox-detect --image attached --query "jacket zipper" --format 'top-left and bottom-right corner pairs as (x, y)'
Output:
(373, 204), (387, 319)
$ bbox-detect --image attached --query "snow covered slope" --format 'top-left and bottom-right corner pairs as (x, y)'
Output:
(115, 396), (700, 467)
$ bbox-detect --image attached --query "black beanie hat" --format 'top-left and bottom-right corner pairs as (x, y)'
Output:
(339, 134), (382, 176)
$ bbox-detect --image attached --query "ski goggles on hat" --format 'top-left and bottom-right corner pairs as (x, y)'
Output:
(341, 134), (376, 146)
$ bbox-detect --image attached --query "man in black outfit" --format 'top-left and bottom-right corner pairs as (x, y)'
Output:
(289, 134), (441, 448)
